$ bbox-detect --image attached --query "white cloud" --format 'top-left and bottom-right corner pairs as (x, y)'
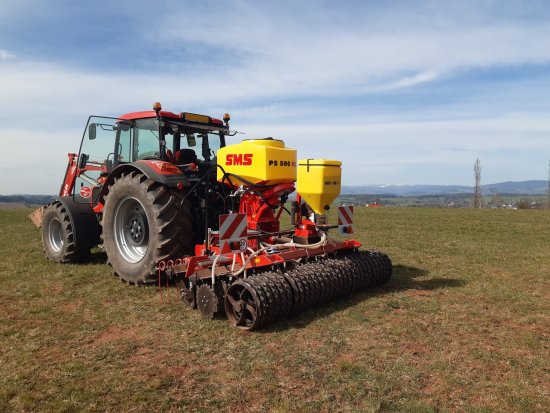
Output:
(242, 112), (550, 186)
(1, 2), (550, 193)
(156, 3), (550, 96)
(0, 49), (15, 61)
(0, 127), (78, 194)
(1, 57), (549, 192)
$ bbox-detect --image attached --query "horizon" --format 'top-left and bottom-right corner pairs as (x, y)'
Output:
(1, 1), (550, 194)
(343, 179), (548, 188)
(3, 179), (548, 197)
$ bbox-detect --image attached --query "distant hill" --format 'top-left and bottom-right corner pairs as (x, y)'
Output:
(1, 180), (547, 208)
(0, 195), (54, 207)
(342, 180), (548, 196)
(483, 180), (548, 195)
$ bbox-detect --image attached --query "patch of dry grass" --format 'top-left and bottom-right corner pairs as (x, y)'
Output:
(0, 208), (548, 412)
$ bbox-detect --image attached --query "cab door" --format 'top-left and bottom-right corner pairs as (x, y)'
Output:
(74, 116), (132, 203)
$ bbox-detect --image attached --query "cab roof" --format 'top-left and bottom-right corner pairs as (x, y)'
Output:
(118, 111), (224, 126)
(118, 110), (179, 120)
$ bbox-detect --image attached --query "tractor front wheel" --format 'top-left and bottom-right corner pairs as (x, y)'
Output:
(41, 201), (90, 262)
(101, 172), (193, 284)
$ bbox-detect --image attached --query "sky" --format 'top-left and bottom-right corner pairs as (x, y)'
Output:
(1, 0), (550, 194)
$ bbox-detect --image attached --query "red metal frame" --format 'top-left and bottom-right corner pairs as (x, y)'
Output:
(59, 153), (109, 197)
(59, 153), (79, 197)
(161, 236), (361, 279)
(160, 183), (361, 280)
(239, 183), (295, 234)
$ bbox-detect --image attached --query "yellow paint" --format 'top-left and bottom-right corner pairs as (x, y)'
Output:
(297, 159), (342, 214)
(182, 112), (210, 123)
(217, 138), (297, 186)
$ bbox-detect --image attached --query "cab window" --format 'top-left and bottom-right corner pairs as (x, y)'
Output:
(134, 119), (161, 160)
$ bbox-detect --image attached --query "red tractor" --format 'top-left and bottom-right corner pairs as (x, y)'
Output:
(31, 103), (392, 330)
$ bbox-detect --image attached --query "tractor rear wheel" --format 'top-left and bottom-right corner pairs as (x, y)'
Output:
(101, 172), (193, 284)
(41, 201), (90, 262)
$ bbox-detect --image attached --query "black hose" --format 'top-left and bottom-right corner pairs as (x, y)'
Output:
(181, 164), (216, 202)
(182, 163), (292, 215)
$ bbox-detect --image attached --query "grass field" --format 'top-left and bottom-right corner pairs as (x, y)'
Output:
(0, 207), (549, 412)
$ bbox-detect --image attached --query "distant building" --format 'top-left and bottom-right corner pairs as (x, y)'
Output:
(366, 202), (382, 208)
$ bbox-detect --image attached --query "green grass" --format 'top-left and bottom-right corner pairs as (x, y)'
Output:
(1, 208), (549, 412)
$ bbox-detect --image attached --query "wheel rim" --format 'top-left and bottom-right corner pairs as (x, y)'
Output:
(225, 282), (261, 330)
(48, 218), (64, 252)
(113, 196), (149, 263)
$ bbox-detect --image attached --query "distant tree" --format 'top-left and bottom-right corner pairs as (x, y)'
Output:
(473, 158), (482, 208)
(490, 187), (502, 209)
(547, 160), (550, 209)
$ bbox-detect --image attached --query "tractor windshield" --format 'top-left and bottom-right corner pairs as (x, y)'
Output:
(133, 118), (225, 163)
(162, 119), (225, 163)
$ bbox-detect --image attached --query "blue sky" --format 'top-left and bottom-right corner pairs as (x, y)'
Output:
(1, 0), (550, 194)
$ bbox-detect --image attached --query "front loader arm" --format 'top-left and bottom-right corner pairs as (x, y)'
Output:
(30, 152), (80, 228)
(59, 153), (79, 197)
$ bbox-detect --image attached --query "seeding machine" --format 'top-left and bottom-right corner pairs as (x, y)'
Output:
(31, 103), (392, 330)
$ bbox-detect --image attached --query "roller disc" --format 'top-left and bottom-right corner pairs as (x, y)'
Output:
(349, 253), (371, 289)
(264, 272), (293, 320)
(376, 252), (393, 283)
(282, 271), (301, 311)
(284, 269), (307, 314)
(366, 251), (385, 285)
(257, 275), (281, 325)
(325, 258), (346, 299)
(311, 262), (329, 306)
(225, 280), (263, 330)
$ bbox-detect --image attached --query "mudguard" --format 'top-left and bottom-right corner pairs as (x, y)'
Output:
(96, 161), (191, 206)
(56, 196), (101, 248)
(104, 161), (190, 189)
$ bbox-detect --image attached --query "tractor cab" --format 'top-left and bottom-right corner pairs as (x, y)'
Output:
(73, 103), (232, 204)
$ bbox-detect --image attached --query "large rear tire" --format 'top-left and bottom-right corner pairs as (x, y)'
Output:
(41, 201), (90, 262)
(101, 172), (193, 284)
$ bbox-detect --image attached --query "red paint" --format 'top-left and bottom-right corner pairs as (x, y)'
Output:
(293, 218), (317, 239)
(118, 110), (180, 120)
(135, 160), (181, 175)
(79, 186), (92, 198)
(339, 206), (353, 225)
(59, 153), (79, 197)
(225, 153), (253, 166)
(238, 182), (295, 248)
(118, 112), (226, 125)
(160, 237), (361, 280)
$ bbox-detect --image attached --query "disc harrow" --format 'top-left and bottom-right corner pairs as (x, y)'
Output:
(224, 251), (392, 330)
(176, 277), (196, 309)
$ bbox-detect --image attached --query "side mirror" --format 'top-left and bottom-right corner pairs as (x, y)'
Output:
(186, 134), (196, 147)
(78, 153), (89, 169)
(89, 123), (97, 140)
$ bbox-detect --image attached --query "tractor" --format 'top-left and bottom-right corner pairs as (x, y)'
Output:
(31, 103), (392, 330)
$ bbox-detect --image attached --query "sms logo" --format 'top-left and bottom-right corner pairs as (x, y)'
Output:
(226, 154), (253, 166)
